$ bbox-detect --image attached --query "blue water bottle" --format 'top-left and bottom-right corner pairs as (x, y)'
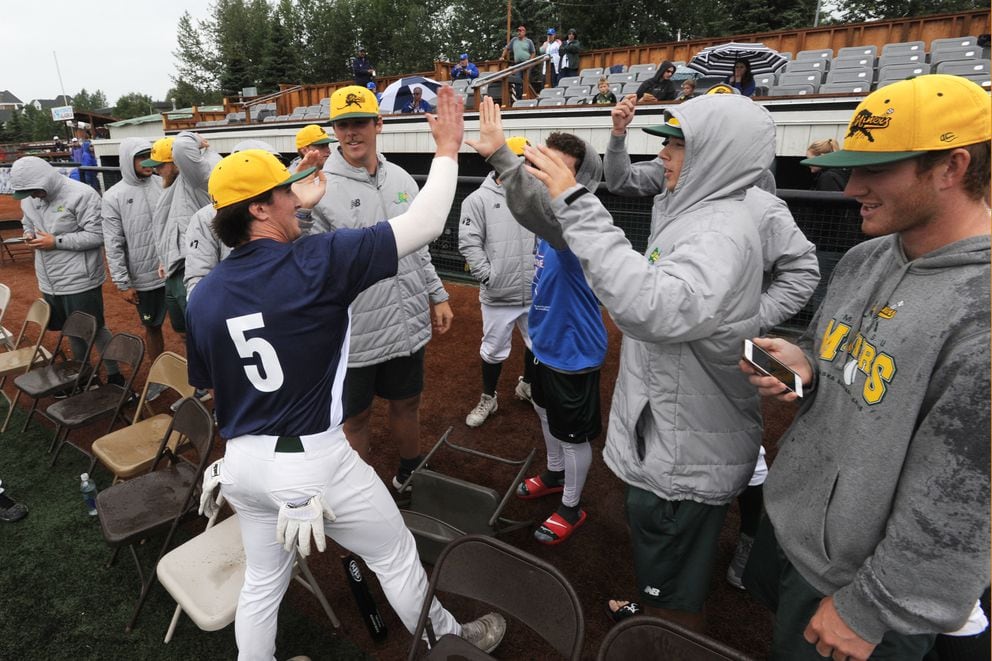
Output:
(80, 473), (97, 516)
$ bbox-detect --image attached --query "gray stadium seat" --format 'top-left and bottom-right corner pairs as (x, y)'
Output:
(785, 59), (830, 73)
(289, 106), (306, 118)
(770, 83), (817, 96)
(451, 79), (471, 92)
(609, 83), (624, 97)
(878, 53), (927, 70)
(930, 36), (978, 54)
(796, 48), (833, 61)
(579, 68), (603, 78)
(636, 71), (656, 82)
(826, 66), (873, 84)
(833, 56), (876, 70)
(580, 76), (602, 87)
(318, 98), (330, 107)
(754, 73), (778, 88)
(539, 87), (565, 98)
(537, 98), (565, 107)
(960, 73), (991, 89)
(566, 96), (588, 105)
(628, 64), (656, 75)
(608, 72), (636, 84)
(621, 82), (642, 95)
(276, 115), (290, 122)
(779, 71), (825, 86)
(557, 76), (581, 88)
(931, 46), (981, 66)
(936, 58), (991, 76)
(753, 86), (769, 97)
(564, 85), (591, 98)
(512, 99), (538, 108)
(877, 62), (930, 85)
(262, 115), (279, 123)
(836, 45), (878, 60)
(820, 82), (871, 95)
(779, 52), (793, 60)
(881, 41), (925, 56)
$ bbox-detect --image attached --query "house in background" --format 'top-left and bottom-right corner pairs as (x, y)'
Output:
(0, 90), (23, 112)
(30, 95), (72, 112)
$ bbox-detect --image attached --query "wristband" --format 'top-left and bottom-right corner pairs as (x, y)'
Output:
(295, 208), (313, 220)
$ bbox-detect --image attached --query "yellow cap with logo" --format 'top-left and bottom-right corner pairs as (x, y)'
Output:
(295, 124), (335, 150)
(329, 85), (380, 122)
(643, 113), (684, 140)
(505, 136), (531, 156)
(705, 83), (738, 95)
(208, 149), (315, 209)
(803, 74), (992, 168)
(141, 137), (175, 167)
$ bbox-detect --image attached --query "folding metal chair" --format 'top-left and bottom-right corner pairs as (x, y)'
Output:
(0, 298), (52, 424)
(596, 615), (754, 660)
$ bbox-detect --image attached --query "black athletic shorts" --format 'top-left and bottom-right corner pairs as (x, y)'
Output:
(164, 268), (187, 333)
(343, 347), (425, 418)
(530, 359), (601, 443)
(43, 286), (105, 331)
(135, 287), (166, 328)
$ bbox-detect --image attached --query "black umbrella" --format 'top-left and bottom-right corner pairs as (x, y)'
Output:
(687, 42), (788, 78)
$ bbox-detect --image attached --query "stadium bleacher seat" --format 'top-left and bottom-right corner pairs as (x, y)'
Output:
(753, 86), (769, 96)
(565, 85), (592, 98)
(931, 46), (981, 66)
(621, 82), (642, 95)
(881, 41), (925, 56)
(557, 76), (581, 88)
(826, 66), (873, 84)
(960, 73), (991, 89)
(628, 64), (656, 76)
(609, 83), (623, 97)
(930, 36), (978, 54)
(539, 87), (564, 98)
(262, 115), (278, 123)
(635, 71), (656, 82)
(779, 52), (793, 60)
(289, 106), (307, 118)
(451, 79), (471, 92)
(820, 82), (871, 94)
(512, 99), (538, 108)
(566, 96), (588, 105)
(936, 58), (991, 77)
(797, 48), (833, 61)
(837, 45), (878, 60)
(537, 98), (565, 107)
(833, 56), (876, 70)
(779, 71), (825, 86)
(579, 67), (603, 78)
(580, 76), (602, 87)
(754, 73), (778, 88)
(608, 72), (636, 84)
(785, 59), (829, 73)
(275, 115), (290, 122)
(878, 53), (926, 70)
(877, 62), (930, 85)
(770, 83), (817, 96)
(694, 76), (725, 93)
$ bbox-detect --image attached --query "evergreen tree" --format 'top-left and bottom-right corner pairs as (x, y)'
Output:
(113, 92), (155, 119)
(71, 88), (108, 111)
(172, 11), (220, 102)
(835, 0), (983, 22)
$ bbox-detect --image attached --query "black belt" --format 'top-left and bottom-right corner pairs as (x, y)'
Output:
(275, 435), (305, 453)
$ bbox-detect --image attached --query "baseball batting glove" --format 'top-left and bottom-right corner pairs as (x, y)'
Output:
(276, 495), (336, 557)
(199, 458), (225, 519)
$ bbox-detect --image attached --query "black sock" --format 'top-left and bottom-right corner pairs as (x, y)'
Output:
(523, 348), (536, 384)
(481, 360), (503, 396)
(399, 455), (423, 472)
(556, 502), (582, 524)
(738, 484), (763, 538)
(541, 469), (564, 487)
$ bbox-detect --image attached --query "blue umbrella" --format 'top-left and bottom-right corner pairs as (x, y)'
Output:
(378, 76), (442, 114)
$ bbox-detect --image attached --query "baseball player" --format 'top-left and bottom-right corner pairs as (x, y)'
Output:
(189, 86), (505, 661)
(288, 124), (335, 172)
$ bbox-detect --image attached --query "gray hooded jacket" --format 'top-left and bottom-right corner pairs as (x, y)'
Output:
(154, 131), (220, 276)
(102, 138), (166, 292)
(311, 148), (448, 367)
(556, 94), (773, 505)
(458, 173), (534, 307)
(11, 156), (105, 296)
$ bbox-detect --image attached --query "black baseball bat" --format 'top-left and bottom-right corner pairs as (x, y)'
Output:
(341, 553), (388, 642)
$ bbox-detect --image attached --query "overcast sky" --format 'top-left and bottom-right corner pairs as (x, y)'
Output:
(6, 1), (214, 106)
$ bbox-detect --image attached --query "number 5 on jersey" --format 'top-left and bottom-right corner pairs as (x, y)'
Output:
(226, 313), (284, 392)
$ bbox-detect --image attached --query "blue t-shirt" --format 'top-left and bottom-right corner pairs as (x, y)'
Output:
(186, 224), (397, 439)
(528, 239), (607, 372)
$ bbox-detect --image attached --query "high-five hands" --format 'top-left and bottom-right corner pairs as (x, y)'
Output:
(465, 96), (507, 159)
(523, 144), (578, 199)
(291, 152), (327, 210)
(425, 86), (464, 160)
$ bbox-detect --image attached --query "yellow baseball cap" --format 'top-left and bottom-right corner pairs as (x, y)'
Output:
(141, 137), (175, 167)
(506, 136), (530, 156)
(643, 113), (683, 140)
(803, 74), (992, 168)
(706, 83), (738, 95)
(295, 124), (335, 150)
(329, 85), (379, 123)
(209, 149), (315, 209)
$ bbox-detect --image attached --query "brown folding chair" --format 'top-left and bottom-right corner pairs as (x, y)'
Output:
(407, 534), (584, 660)
(0, 283), (16, 350)
(45, 332), (144, 470)
(91, 352), (196, 483)
(596, 615), (754, 661)
(0, 298), (52, 422)
(3, 310), (97, 433)
(96, 397), (215, 632)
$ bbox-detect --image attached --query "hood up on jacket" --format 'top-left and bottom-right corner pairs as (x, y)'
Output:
(660, 94), (775, 217)
(119, 138), (154, 187)
(10, 156), (65, 197)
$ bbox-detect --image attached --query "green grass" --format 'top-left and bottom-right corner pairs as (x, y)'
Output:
(0, 408), (371, 661)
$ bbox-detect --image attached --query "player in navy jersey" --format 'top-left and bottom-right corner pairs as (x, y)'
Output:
(187, 87), (506, 661)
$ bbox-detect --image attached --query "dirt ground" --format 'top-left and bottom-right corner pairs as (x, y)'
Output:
(0, 247), (801, 660)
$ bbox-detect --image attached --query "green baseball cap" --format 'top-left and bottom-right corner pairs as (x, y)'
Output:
(643, 114), (684, 140)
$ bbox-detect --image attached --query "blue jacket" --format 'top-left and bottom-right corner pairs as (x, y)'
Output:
(451, 62), (479, 80)
(402, 99), (432, 113)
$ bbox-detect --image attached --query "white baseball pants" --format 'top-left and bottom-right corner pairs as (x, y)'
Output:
(479, 302), (531, 364)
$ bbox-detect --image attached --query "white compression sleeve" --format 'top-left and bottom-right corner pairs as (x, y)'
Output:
(389, 156), (458, 259)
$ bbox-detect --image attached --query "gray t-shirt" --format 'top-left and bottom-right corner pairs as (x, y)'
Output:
(509, 36), (535, 63)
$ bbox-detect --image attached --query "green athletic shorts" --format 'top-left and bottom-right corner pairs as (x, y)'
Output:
(164, 269), (187, 333)
(626, 485), (728, 613)
(136, 287), (166, 328)
(43, 286), (105, 331)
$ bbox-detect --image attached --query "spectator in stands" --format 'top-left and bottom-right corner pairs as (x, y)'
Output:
(69, 137), (83, 163)
(724, 58), (756, 97)
(451, 53), (479, 81)
(806, 138), (850, 191)
(592, 78), (617, 105)
(102, 139), (168, 397)
(352, 47), (375, 88)
(80, 139), (100, 193)
(677, 79), (697, 101)
(541, 29), (563, 86)
(289, 124), (335, 172)
(559, 29), (581, 81)
(401, 87), (432, 114)
(10, 156), (124, 386)
(635, 61), (678, 102)
(457, 136), (536, 429)
(311, 84), (453, 490)
(467, 114), (607, 547)
(502, 24), (537, 100)
(52, 136), (65, 153)
(366, 81), (382, 103)
(743, 74), (990, 661)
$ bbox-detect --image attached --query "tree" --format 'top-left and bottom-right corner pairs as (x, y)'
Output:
(171, 11), (221, 103)
(113, 92), (155, 119)
(71, 88), (108, 111)
(835, 0), (983, 22)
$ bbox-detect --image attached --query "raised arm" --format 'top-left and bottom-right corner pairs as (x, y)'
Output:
(604, 95), (666, 196)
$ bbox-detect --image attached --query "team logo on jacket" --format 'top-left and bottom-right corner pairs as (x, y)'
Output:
(395, 192), (410, 204)
(126, 198), (134, 204)
(846, 109), (891, 143)
(819, 319), (896, 405)
(350, 198), (361, 208)
(647, 247), (661, 264)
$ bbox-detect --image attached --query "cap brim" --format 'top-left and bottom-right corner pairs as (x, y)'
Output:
(801, 149), (924, 168)
(12, 191), (31, 200)
(330, 112), (378, 123)
(310, 137), (335, 145)
(282, 166), (316, 187)
(140, 158), (166, 167)
(643, 124), (684, 140)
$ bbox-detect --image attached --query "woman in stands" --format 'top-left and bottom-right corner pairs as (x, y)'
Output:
(724, 58), (756, 96)
(635, 61), (678, 102)
(806, 138), (850, 191)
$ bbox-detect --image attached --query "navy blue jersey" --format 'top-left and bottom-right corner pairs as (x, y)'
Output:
(186, 223), (397, 438)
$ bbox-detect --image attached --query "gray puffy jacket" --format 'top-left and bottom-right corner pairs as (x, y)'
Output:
(102, 138), (166, 292)
(312, 148), (448, 367)
(11, 156), (105, 296)
(458, 173), (534, 307)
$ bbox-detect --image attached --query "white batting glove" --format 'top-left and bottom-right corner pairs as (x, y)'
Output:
(275, 495), (336, 557)
(198, 458), (224, 518)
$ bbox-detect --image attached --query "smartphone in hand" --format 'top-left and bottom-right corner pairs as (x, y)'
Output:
(743, 339), (803, 398)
